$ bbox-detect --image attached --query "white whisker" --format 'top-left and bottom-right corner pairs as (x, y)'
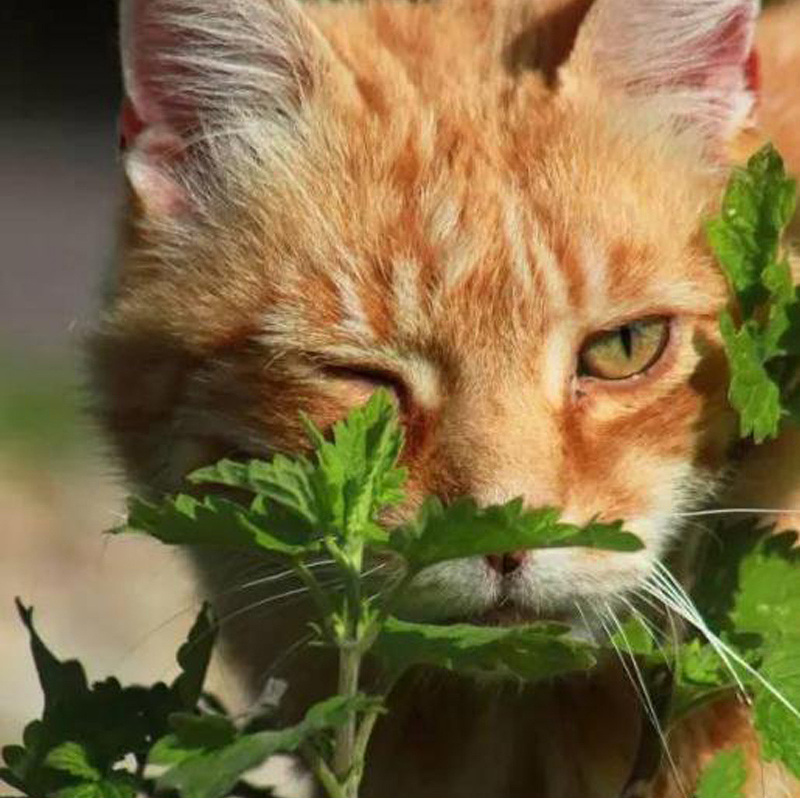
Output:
(361, 563), (388, 579)
(574, 600), (602, 647)
(214, 578), (342, 631)
(647, 563), (800, 724)
(257, 630), (317, 688)
(673, 508), (800, 519)
(228, 559), (337, 595)
(646, 564), (748, 700)
(603, 601), (687, 796)
(617, 595), (673, 665)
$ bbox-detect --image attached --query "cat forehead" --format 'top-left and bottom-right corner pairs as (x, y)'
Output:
(244, 95), (725, 352)
(246, 136), (725, 382)
(235, 5), (727, 340)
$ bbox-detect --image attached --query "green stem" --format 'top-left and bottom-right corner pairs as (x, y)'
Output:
(334, 643), (362, 796)
(294, 558), (336, 641)
(347, 701), (384, 793)
(365, 569), (412, 644)
(303, 744), (345, 798)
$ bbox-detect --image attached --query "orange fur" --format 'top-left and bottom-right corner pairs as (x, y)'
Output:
(91, 0), (800, 795)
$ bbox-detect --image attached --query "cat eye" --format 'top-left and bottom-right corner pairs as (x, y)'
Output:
(578, 317), (670, 381)
(322, 364), (408, 406)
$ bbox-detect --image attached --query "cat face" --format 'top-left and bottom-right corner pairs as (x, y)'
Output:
(94, 0), (760, 623)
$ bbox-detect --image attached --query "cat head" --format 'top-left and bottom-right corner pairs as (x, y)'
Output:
(93, 0), (761, 622)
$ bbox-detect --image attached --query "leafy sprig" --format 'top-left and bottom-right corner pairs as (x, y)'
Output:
(120, 389), (643, 796)
(1, 601), (216, 797)
(708, 144), (800, 441)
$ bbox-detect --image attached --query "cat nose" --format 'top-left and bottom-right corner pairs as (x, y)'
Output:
(485, 551), (527, 576)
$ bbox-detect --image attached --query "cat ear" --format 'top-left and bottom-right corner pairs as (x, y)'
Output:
(561, 0), (759, 153)
(119, 0), (320, 216)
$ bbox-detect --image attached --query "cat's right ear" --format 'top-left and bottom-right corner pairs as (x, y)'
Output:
(119, 0), (323, 217)
(559, 0), (759, 158)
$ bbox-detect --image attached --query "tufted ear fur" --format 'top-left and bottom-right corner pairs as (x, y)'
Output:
(119, 0), (323, 216)
(561, 0), (760, 155)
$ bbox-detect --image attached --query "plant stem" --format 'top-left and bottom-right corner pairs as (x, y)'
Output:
(294, 558), (336, 641)
(347, 705), (382, 792)
(334, 642), (362, 796)
(303, 744), (345, 798)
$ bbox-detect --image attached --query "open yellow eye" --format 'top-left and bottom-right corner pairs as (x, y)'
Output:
(579, 318), (670, 381)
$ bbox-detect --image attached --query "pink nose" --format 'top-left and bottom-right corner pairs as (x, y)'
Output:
(485, 551), (527, 576)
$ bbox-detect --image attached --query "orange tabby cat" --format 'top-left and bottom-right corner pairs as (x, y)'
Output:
(91, 0), (800, 794)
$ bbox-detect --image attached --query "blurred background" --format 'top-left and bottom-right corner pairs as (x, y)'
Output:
(0, 2), (243, 786)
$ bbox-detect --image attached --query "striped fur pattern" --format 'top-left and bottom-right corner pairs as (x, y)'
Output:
(90, 0), (800, 795)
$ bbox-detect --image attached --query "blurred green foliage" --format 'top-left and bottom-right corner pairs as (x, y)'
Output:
(0, 350), (86, 461)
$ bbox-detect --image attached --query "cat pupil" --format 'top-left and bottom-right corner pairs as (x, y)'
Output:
(619, 324), (634, 359)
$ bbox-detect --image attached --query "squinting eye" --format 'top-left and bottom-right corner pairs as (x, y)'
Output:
(322, 364), (408, 406)
(579, 317), (670, 381)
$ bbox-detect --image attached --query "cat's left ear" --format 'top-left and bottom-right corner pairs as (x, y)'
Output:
(561, 0), (759, 155)
(119, 0), (328, 217)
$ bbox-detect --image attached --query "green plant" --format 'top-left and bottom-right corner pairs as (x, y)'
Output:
(121, 390), (645, 797)
(708, 143), (799, 442)
(3, 144), (800, 798)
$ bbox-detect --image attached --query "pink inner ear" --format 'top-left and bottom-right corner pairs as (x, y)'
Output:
(124, 129), (190, 217)
(120, 0), (209, 214)
(119, 98), (145, 151)
(119, 96), (189, 216)
(122, 0), (212, 142)
(745, 49), (760, 94)
(687, 5), (753, 92)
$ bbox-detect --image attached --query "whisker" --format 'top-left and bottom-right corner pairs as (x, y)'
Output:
(361, 563), (388, 580)
(630, 588), (684, 661)
(228, 559), (337, 595)
(603, 601), (687, 797)
(617, 595), (673, 665)
(646, 565), (748, 701)
(673, 508), (800, 519)
(573, 600), (602, 647)
(648, 563), (800, 723)
(109, 598), (206, 673)
(255, 630), (317, 691)
(204, 576), (345, 644)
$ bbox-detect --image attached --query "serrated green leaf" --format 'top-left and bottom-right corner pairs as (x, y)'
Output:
(389, 497), (642, 571)
(725, 531), (800, 777)
(752, 643), (800, 778)
(719, 312), (783, 442)
(1, 604), (214, 797)
(710, 143), (800, 442)
(609, 616), (657, 656)
(172, 603), (217, 710)
(44, 742), (100, 781)
(708, 145), (795, 314)
(304, 389), (407, 542)
(151, 695), (380, 797)
(731, 532), (800, 639)
(669, 640), (740, 722)
(177, 391), (406, 556)
(191, 454), (320, 529)
(54, 771), (139, 798)
(124, 493), (318, 556)
(695, 747), (747, 798)
(16, 600), (91, 723)
(171, 713), (238, 749)
(374, 616), (595, 681)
